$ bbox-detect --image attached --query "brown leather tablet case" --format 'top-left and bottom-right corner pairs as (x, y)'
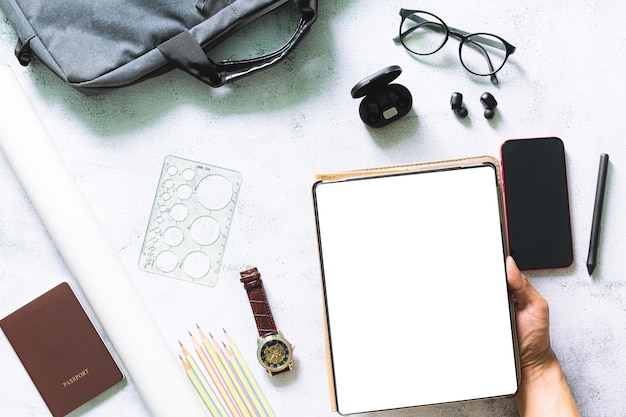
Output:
(313, 156), (519, 414)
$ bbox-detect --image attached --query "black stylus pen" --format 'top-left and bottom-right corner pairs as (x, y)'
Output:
(586, 153), (609, 275)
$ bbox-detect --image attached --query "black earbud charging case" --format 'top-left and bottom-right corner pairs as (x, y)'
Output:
(351, 65), (412, 128)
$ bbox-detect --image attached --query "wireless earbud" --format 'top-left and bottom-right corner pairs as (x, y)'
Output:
(450, 92), (468, 118)
(480, 92), (498, 119)
(365, 99), (381, 125)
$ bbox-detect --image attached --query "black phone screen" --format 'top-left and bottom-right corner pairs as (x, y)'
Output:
(501, 137), (573, 270)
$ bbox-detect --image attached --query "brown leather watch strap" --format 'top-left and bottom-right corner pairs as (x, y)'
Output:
(240, 267), (278, 338)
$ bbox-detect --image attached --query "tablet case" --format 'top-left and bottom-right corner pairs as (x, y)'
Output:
(313, 156), (519, 415)
(0, 282), (124, 417)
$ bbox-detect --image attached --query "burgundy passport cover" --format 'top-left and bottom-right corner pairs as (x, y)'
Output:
(0, 282), (124, 416)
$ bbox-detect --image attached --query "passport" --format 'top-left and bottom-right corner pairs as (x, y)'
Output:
(0, 282), (124, 416)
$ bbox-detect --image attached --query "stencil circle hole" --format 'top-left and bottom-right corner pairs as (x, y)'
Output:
(163, 226), (184, 247)
(170, 203), (189, 222)
(155, 250), (178, 273)
(183, 168), (195, 181)
(190, 216), (221, 246)
(167, 166), (178, 176)
(177, 184), (193, 200)
(183, 251), (211, 279)
(197, 175), (233, 210)
(164, 179), (174, 189)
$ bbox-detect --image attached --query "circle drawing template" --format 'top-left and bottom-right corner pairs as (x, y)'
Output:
(138, 155), (242, 286)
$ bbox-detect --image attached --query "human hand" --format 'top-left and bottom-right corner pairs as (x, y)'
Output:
(506, 256), (580, 417)
(505, 256), (556, 376)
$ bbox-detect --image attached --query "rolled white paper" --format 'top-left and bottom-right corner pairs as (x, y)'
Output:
(0, 65), (206, 417)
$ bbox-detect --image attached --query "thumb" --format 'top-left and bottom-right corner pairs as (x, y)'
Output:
(506, 256), (537, 308)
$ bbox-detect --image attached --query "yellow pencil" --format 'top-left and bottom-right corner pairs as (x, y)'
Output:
(210, 334), (252, 417)
(223, 329), (275, 417)
(190, 332), (233, 417)
(179, 342), (227, 417)
(209, 332), (251, 417)
(197, 325), (243, 417)
(220, 340), (259, 416)
(223, 342), (264, 417)
(179, 355), (223, 417)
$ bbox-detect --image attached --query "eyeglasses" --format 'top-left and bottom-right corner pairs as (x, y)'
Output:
(394, 9), (516, 85)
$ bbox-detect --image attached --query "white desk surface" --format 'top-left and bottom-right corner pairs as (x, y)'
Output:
(1, 1), (625, 416)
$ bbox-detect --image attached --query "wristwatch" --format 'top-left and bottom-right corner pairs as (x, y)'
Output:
(240, 267), (294, 376)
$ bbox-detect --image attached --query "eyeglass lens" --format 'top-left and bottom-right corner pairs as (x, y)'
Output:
(400, 11), (448, 55)
(460, 34), (508, 76)
(400, 11), (509, 76)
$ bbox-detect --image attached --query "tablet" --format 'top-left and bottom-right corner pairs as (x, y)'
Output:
(313, 158), (519, 415)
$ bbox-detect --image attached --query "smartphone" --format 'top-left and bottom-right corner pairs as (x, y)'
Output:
(501, 137), (573, 270)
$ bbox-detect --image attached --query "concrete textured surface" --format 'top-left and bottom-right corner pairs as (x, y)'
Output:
(1, 1), (625, 416)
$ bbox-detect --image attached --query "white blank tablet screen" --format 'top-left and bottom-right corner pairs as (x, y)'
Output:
(314, 164), (518, 415)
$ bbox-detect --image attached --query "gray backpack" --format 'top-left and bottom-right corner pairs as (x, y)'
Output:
(0, 0), (317, 94)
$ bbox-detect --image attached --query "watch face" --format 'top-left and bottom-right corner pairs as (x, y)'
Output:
(257, 334), (293, 373)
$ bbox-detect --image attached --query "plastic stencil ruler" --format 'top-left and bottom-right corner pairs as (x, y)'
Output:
(139, 155), (242, 286)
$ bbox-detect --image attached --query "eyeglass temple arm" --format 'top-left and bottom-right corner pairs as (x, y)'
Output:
(392, 17), (443, 43)
(393, 14), (510, 53)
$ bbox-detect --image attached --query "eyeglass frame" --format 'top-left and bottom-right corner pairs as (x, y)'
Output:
(394, 9), (516, 85)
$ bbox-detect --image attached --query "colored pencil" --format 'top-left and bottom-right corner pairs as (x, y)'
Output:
(223, 342), (264, 417)
(179, 355), (223, 417)
(210, 332), (251, 417)
(197, 325), (244, 417)
(218, 340), (259, 417)
(179, 341), (227, 416)
(189, 332), (233, 417)
(223, 329), (275, 417)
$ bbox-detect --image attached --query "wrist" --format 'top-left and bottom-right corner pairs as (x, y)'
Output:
(520, 347), (560, 383)
(516, 350), (580, 417)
